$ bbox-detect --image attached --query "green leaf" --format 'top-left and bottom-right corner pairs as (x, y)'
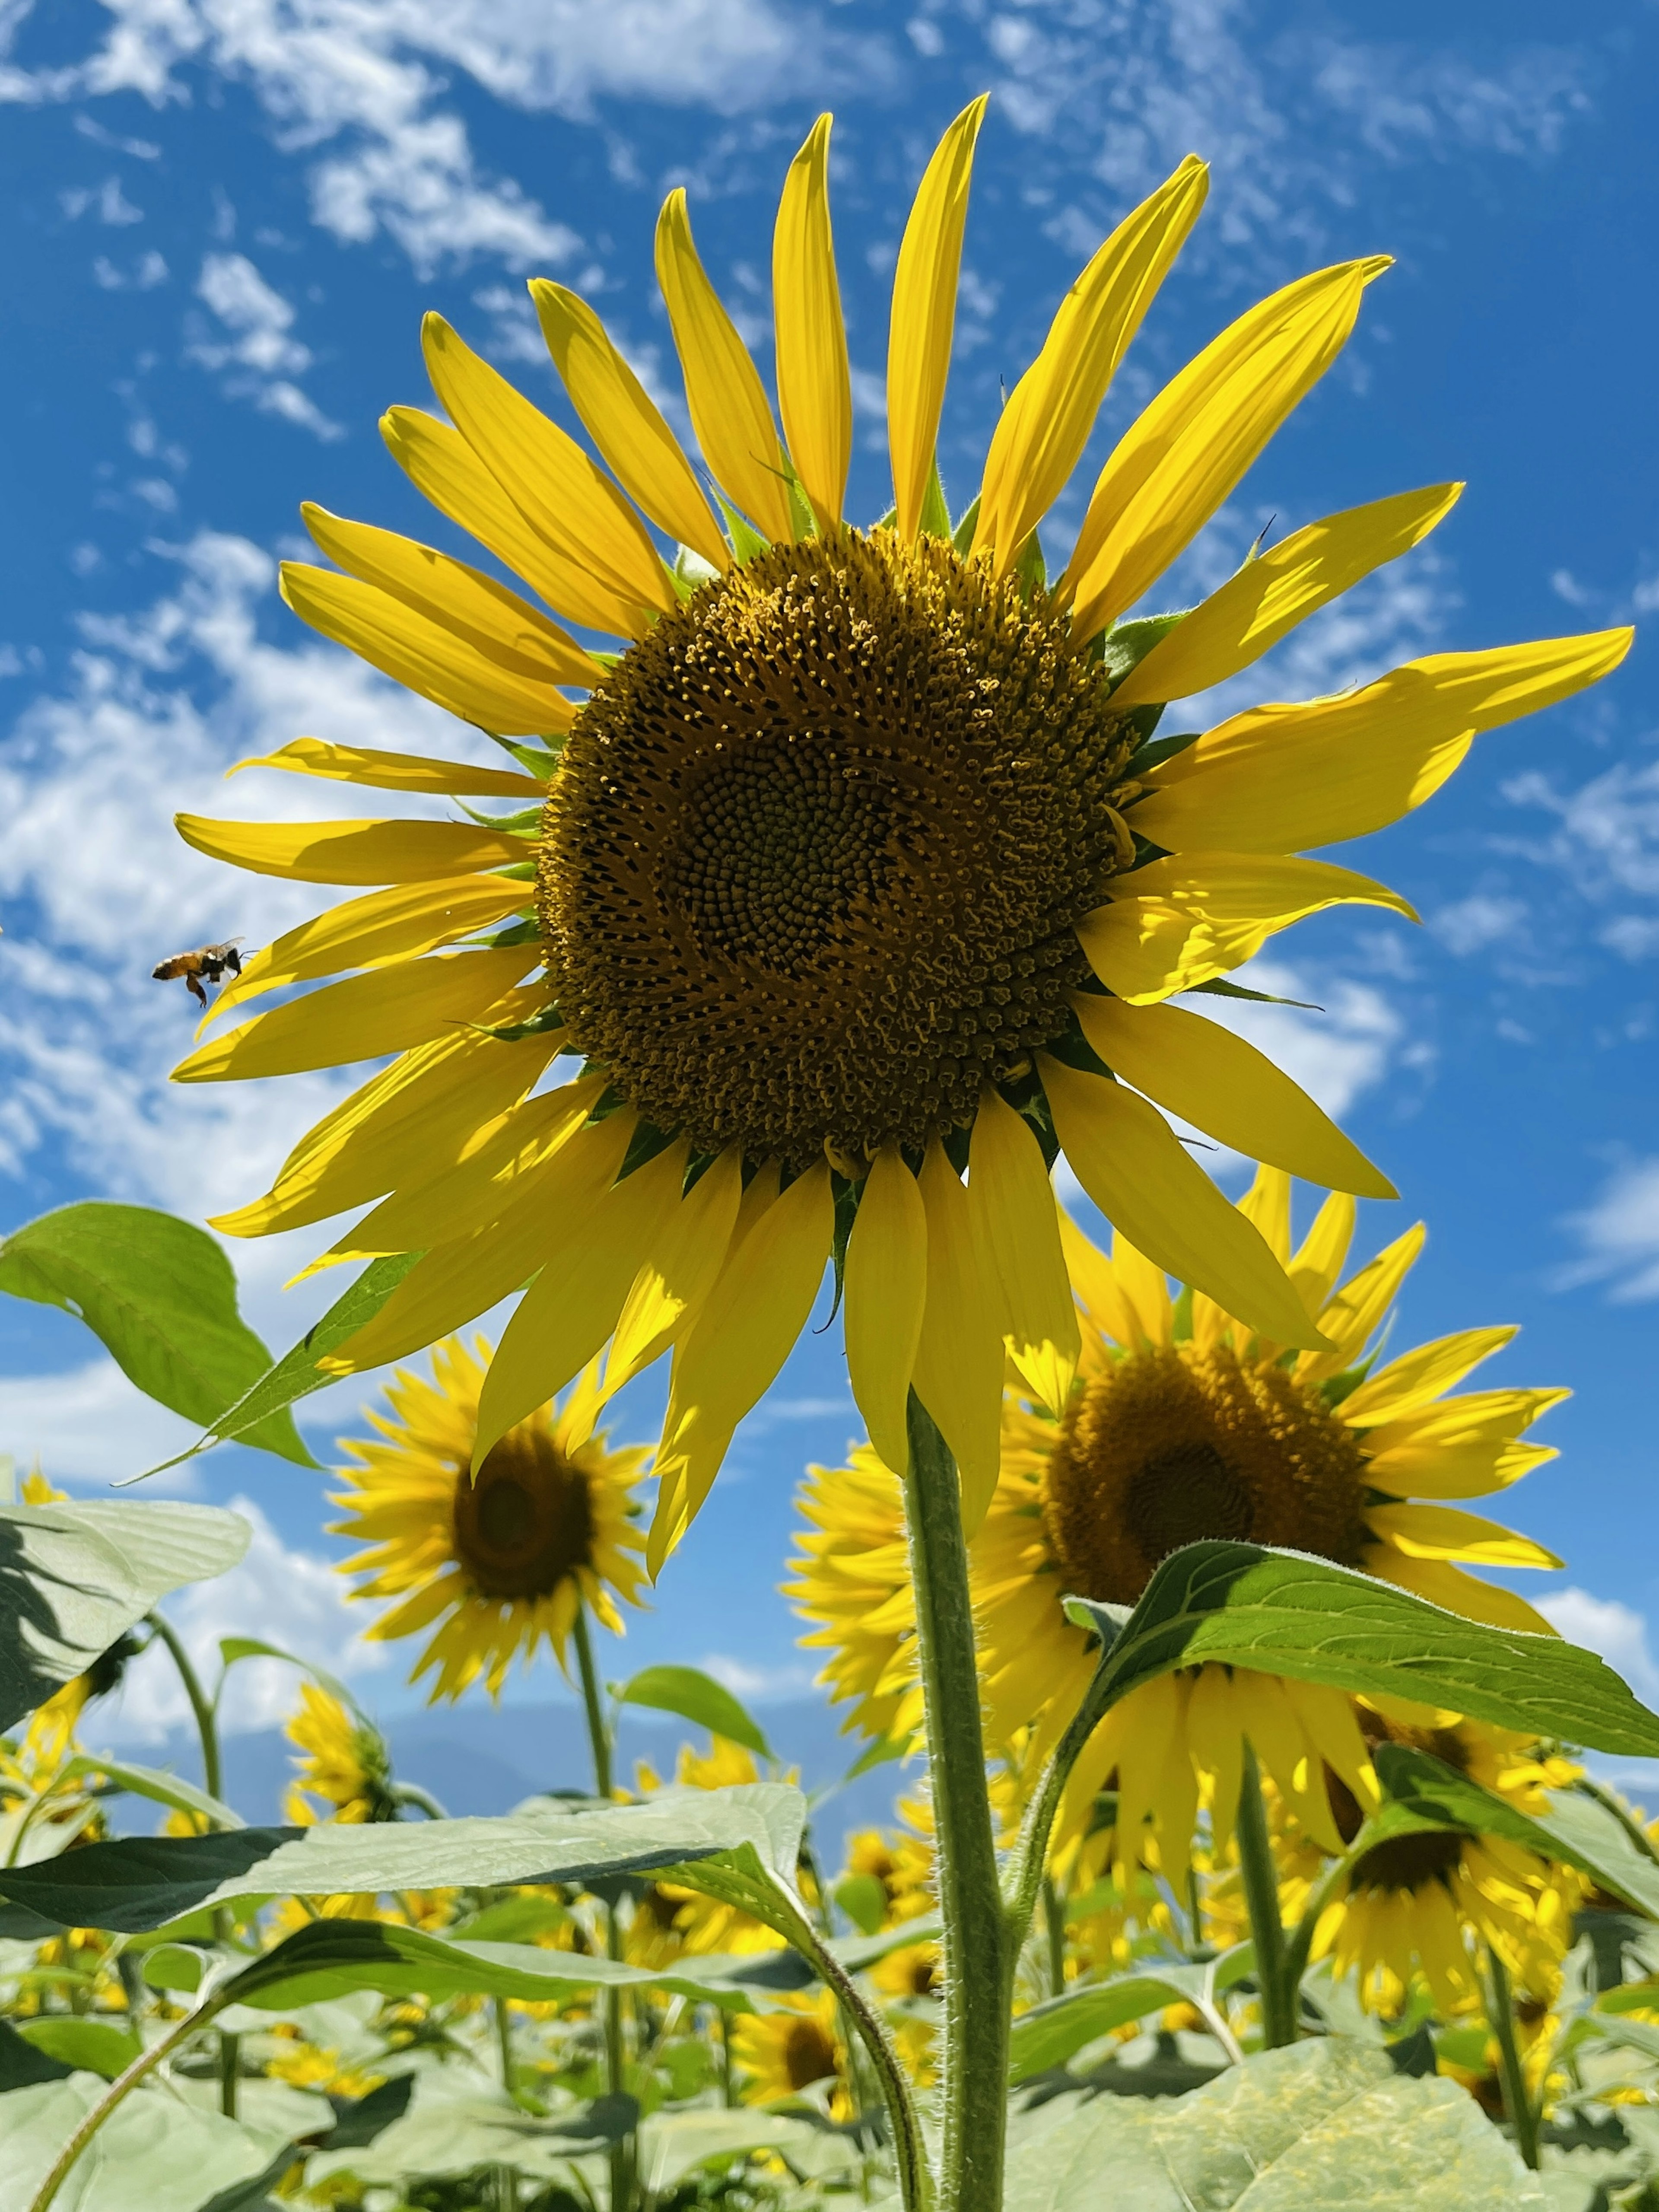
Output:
(16, 2016), (140, 2080)
(0, 1203), (309, 1464)
(141, 1942), (210, 1994)
(0, 2021), (72, 2092)
(636, 2108), (843, 2196)
(1004, 2037), (1546, 2209)
(62, 1753), (243, 1832)
(0, 1785), (807, 1934)
(0, 1498), (250, 1732)
(1074, 1544), (1659, 1756)
(1008, 1950), (1253, 2084)
(615, 1665), (775, 1762)
(136, 1251), (422, 1482)
(1375, 1747), (1659, 1917)
(834, 1873), (890, 1938)
(215, 1635), (356, 1719)
(0, 2073), (293, 2212)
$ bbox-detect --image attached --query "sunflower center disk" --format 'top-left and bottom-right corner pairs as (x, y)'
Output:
(539, 528), (1139, 1168)
(452, 1426), (595, 1601)
(1043, 1346), (1373, 1608)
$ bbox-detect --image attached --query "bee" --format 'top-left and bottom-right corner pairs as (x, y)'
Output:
(151, 939), (246, 1008)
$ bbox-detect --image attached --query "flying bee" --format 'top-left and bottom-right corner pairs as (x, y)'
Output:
(151, 939), (246, 1008)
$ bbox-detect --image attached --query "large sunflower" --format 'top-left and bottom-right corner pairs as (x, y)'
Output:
(331, 1335), (647, 1700)
(175, 99), (1627, 1562)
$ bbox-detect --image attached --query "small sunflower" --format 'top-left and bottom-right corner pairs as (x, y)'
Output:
(732, 1989), (849, 2115)
(632, 1734), (801, 1957)
(1309, 1719), (1583, 2016)
(283, 1682), (397, 1825)
(332, 1336), (647, 1700)
(173, 97), (1628, 1564)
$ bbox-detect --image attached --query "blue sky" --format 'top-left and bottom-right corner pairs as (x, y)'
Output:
(2, 0), (1659, 1758)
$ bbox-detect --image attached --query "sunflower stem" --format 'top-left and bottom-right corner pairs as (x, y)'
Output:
(144, 1611), (222, 1805)
(1042, 1875), (1068, 1999)
(901, 1391), (1008, 2212)
(572, 1601), (633, 2212)
(1236, 1743), (1296, 2048)
(1485, 1945), (1541, 2170)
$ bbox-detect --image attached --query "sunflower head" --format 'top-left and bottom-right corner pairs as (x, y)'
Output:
(283, 1682), (397, 1826)
(732, 1990), (849, 2115)
(331, 1337), (648, 1702)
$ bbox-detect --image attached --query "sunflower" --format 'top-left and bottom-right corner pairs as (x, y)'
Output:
(331, 1336), (647, 1700)
(732, 1989), (850, 2115)
(283, 1682), (397, 1824)
(170, 101), (1628, 1553)
(1309, 1719), (1582, 2017)
(631, 1734), (802, 1958)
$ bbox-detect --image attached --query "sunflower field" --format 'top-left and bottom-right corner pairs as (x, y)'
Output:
(4, 94), (1659, 2212)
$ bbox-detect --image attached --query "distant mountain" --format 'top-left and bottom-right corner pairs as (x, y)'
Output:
(106, 1697), (917, 1865)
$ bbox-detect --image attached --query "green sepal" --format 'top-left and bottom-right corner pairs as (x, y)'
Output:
(489, 733), (563, 776)
(457, 801), (543, 832)
(919, 456), (952, 541)
(1188, 976), (1321, 1011)
(1100, 609), (1189, 692)
(826, 1169), (860, 1324)
(951, 492), (982, 557)
(712, 489), (771, 564)
(1127, 726), (1201, 775)
(486, 916), (541, 948)
(468, 1003), (565, 1043)
(616, 1118), (680, 1182)
(1012, 528), (1046, 599)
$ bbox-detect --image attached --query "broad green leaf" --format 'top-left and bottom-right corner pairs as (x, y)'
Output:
(636, 2108), (845, 2196)
(138, 1251), (421, 1480)
(1004, 2037), (1546, 2210)
(0, 1202), (309, 1464)
(0, 2024), (71, 2094)
(835, 1872), (889, 1937)
(0, 1785), (807, 1933)
(1076, 1544), (1659, 1755)
(0, 2073), (292, 2212)
(1008, 1950), (1252, 2084)
(215, 1636), (356, 1719)
(0, 1498), (250, 1732)
(62, 1754), (243, 1832)
(304, 2075), (594, 2191)
(615, 1664), (774, 1761)
(15, 2016), (140, 2080)
(1375, 1748), (1659, 1918)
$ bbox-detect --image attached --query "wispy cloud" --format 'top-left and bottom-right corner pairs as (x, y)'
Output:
(1559, 1156), (1659, 1302)
(187, 252), (342, 438)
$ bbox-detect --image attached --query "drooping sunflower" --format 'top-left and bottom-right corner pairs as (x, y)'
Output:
(283, 1681), (397, 1825)
(331, 1335), (647, 1700)
(175, 99), (1627, 1563)
(732, 1989), (850, 2116)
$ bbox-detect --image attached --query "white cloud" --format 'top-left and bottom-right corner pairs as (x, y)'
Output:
(1551, 567), (1591, 608)
(1559, 1156), (1659, 1302)
(1312, 40), (1592, 162)
(1538, 1588), (1659, 1710)
(188, 252), (342, 439)
(1503, 759), (1659, 901)
(0, 1359), (204, 1493)
(103, 1496), (386, 1744)
(698, 1653), (813, 1704)
(1430, 893), (1526, 958)
(92, 247), (168, 290)
(1191, 957), (1407, 1126)
(60, 175), (143, 223)
(1, 0), (885, 274)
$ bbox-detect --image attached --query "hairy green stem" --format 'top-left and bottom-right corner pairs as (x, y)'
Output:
(1042, 1877), (1068, 2000)
(789, 1919), (931, 2212)
(1236, 1744), (1295, 2048)
(391, 1781), (448, 1820)
(144, 1613), (222, 1804)
(573, 1604), (632, 2212)
(1485, 1946), (1541, 2170)
(27, 1994), (229, 2212)
(902, 1392), (1008, 2212)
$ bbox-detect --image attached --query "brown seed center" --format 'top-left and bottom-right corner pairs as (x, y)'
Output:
(451, 1425), (594, 1601)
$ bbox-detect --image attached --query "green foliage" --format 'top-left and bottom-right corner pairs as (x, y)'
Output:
(0, 1203), (309, 1465)
(1071, 1543), (1659, 1754)
(0, 1497), (249, 1731)
(1008, 1949), (1253, 2085)
(1004, 2038), (1547, 2209)
(0, 2072), (293, 2211)
(615, 1668), (775, 1763)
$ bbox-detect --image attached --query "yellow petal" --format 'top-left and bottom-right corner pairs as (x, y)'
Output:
(1057, 1207), (1147, 1353)
(1112, 482), (1462, 708)
(302, 505), (602, 691)
(203, 875), (528, 1029)
(1108, 1231), (1174, 1346)
(844, 1146), (928, 1476)
(1366, 1435), (1557, 1504)
(1077, 853), (1417, 1003)
(1038, 1054), (1326, 1351)
(654, 191), (795, 546)
(1063, 257), (1391, 640)
(772, 115), (851, 531)
(1294, 1222), (1425, 1386)
(210, 1025), (556, 1238)
(472, 1141), (691, 1467)
(1287, 1190), (1355, 1315)
(887, 96), (987, 543)
(910, 1138), (1005, 1531)
(1341, 1327), (1516, 1427)
(650, 1162), (833, 1572)
(607, 1146), (745, 1394)
(1367, 1502), (1563, 1571)
(175, 814), (527, 885)
(327, 1078), (603, 1257)
(381, 405), (646, 639)
(972, 157), (1208, 573)
(1072, 994), (1395, 1199)
(1131, 631), (1634, 856)
(229, 735), (546, 797)
(1367, 1550), (1554, 1638)
(1238, 1161), (1292, 1264)
(530, 281), (730, 571)
(323, 1108), (639, 1375)
(421, 314), (676, 620)
(172, 946), (534, 1082)
(966, 1087), (1078, 1416)
(280, 563), (577, 737)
